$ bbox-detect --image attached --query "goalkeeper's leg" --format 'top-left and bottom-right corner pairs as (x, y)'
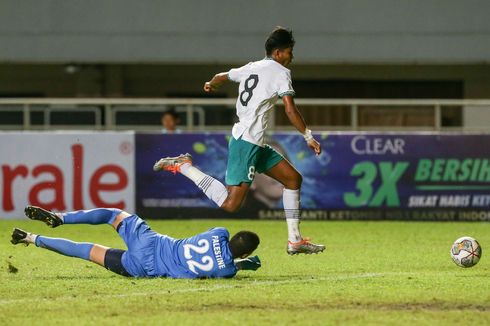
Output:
(11, 228), (130, 276)
(25, 206), (128, 230)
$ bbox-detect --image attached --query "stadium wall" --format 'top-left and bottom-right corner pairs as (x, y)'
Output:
(1, 0), (490, 63)
(1, 132), (489, 221)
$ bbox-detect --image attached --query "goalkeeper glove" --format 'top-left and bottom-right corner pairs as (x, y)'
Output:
(235, 255), (261, 271)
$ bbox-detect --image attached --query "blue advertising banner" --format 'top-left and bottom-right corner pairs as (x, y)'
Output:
(136, 133), (490, 221)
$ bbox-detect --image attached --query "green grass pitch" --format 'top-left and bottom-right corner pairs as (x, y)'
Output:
(1, 219), (489, 325)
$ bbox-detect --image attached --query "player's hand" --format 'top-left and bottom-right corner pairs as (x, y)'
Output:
(203, 82), (214, 92)
(307, 138), (322, 156)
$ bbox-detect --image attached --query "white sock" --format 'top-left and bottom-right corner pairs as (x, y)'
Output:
(180, 163), (228, 207)
(283, 188), (302, 243)
(26, 232), (38, 245)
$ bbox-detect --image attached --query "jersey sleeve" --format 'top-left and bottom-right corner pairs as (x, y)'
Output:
(209, 227), (230, 239)
(277, 70), (295, 98)
(228, 63), (251, 83)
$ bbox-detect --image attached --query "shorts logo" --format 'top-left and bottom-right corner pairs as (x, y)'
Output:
(248, 166), (256, 181)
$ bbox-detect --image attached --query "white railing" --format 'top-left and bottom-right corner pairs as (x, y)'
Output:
(0, 98), (489, 131)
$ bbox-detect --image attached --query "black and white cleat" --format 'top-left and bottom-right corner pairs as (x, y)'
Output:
(11, 228), (32, 246)
(24, 205), (63, 228)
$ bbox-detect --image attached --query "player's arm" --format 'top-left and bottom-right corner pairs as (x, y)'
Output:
(282, 95), (321, 155)
(234, 255), (261, 271)
(203, 72), (229, 92)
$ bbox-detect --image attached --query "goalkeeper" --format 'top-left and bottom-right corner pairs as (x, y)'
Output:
(11, 206), (261, 278)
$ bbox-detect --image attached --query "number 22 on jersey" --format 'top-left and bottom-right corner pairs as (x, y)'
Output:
(183, 239), (214, 275)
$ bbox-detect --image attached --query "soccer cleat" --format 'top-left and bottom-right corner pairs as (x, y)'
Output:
(24, 205), (63, 228)
(287, 237), (326, 255)
(11, 228), (35, 246)
(153, 153), (193, 174)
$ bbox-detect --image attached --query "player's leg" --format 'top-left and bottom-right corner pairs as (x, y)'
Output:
(25, 206), (122, 228)
(111, 210), (132, 229)
(221, 183), (250, 212)
(11, 228), (131, 276)
(154, 137), (256, 213)
(179, 162), (251, 212)
(264, 159), (302, 240)
(264, 157), (325, 255)
(154, 154), (230, 210)
(12, 227), (97, 263)
(90, 245), (131, 277)
(115, 214), (159, 277)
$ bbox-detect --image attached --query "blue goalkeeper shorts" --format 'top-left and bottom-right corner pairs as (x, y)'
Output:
(118, 215), (158, 277)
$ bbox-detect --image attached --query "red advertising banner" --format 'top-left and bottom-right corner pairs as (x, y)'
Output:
(0, 132), (135, 219)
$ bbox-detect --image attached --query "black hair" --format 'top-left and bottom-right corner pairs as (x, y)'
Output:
(162, 109), (179, 120)
(229, 231), (260, 258)
(265, 26), (295, 56)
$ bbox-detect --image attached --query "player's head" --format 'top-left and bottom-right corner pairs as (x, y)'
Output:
(229, 231), (260, 259)
(265, 26), (295, 66)
(161, 109), (180, 132)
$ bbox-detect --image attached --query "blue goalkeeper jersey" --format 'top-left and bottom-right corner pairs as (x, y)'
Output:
(119, 215), (237, 278)
(155, 227), (237, 278)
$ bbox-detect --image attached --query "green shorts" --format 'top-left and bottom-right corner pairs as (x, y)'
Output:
(225, 136), (284, 186)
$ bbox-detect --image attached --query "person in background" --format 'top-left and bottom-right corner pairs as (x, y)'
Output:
(161, 109), (182, 134)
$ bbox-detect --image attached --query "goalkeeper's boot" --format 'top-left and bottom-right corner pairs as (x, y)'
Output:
(11, 228), (36, 246)
(153, 153), (193, 175)
(287, 238), (325, 255)
(24, 205), (63, 228)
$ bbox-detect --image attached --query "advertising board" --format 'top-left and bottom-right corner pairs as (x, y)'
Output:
(0, 132), (135, 219)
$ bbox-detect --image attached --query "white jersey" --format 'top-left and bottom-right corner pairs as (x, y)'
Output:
(228, 58), (295, 147)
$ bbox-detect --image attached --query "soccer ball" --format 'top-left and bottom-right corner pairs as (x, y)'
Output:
(450, 236), (482, 268)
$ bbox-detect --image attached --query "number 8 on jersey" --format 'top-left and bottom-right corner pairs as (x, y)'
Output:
(240, 74), (259, 106)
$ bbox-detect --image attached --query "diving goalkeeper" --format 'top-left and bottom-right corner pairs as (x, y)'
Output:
(11, 206), (261, 278)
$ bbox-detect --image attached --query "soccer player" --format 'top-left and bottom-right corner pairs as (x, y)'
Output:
(10, 206), (261, 278)
(153, 27), (325, 255)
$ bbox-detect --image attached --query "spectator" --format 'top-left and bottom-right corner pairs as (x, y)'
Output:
(161, 109), (182, 133)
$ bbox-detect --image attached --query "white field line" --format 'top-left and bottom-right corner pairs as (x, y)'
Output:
(0, 272), (386, 306)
